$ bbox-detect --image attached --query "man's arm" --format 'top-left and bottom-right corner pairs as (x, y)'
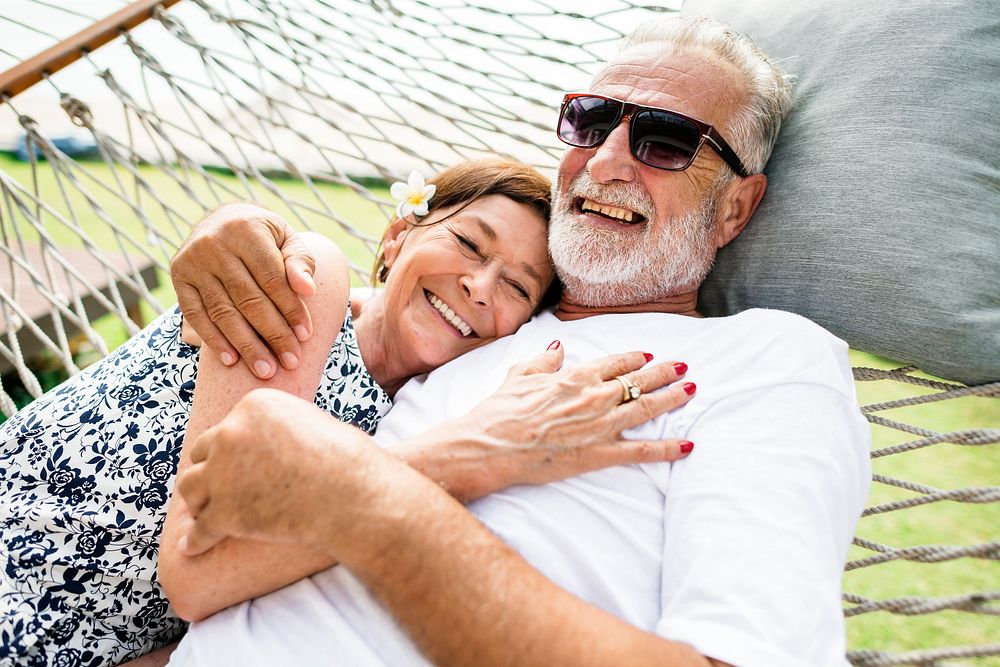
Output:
(320, 446), (731, 667)
(177, 388), (730, 667)
(177, 339), (868, 666)
(163, 342), (697, 621)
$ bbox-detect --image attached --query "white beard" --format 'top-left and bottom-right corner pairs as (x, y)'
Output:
(548, 172), (721, 308)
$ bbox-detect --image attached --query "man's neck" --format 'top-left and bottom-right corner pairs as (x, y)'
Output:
(554, 291), (703, 321)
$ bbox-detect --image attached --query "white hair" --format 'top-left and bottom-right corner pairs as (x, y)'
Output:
(620, 15), (794, 176)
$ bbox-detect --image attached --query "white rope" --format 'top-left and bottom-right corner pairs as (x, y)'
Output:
(0, 2), (995, 664)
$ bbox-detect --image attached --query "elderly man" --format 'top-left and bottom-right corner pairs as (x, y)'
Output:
(162, 15), (870, 667)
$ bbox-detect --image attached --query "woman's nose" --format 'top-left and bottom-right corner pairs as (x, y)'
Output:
(460, 265), (498, 307)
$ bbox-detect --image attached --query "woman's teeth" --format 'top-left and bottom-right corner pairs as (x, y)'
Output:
(427, 292), (473, 337)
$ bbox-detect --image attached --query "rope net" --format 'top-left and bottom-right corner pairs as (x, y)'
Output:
(0, 1), (996, 664)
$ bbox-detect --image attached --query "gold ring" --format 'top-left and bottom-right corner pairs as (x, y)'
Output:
(614, 375), (642, 404)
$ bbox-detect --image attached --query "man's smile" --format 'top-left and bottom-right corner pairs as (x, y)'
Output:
(576, 198), (646, 225)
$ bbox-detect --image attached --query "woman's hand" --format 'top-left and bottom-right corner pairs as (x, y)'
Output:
(171, 203), (317, 378)
(394, 342), (696, 502)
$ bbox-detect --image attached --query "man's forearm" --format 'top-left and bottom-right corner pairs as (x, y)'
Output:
(322, 450), (717, 667)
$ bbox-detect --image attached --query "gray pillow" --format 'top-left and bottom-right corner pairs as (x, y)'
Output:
(683, 0), (1000, 385)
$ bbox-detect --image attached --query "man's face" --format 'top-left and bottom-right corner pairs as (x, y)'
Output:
(549, 46), (746, 307)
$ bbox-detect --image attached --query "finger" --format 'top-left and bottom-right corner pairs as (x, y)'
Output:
(218, 261), (304, 372)
(207, 219), (304, 369)
(615, 379), (697, 429)
(174, 284), (238, 366)
(625, 360), (689, 395)
(282, 233), (317, 299)
(178, 510), (227, 557)
(611, 438), (695, 464)
(505, 340), (565, 379)
(198, 276), (279, 379)
(239, 230), (315, 347)
(544, 439), (695, 480)
(176, 463), (210, 516)
(186, 422), (220, 465)
(279, 233), (316, 342)
(585, 351), (655, 382)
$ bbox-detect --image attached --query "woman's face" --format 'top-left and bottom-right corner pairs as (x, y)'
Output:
(380, 194), (554, 373)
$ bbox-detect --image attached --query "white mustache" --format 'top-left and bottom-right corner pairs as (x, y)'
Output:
(566, 172), (656, 222)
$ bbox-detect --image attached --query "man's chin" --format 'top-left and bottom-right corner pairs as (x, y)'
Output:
(557, 273), (651, 309)
(554, 258), (713, 308)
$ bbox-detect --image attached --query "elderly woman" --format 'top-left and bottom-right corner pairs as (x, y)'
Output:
(0, 159), (694, 667)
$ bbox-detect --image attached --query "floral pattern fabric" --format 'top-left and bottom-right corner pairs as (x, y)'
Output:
(0, 305), (391, 667)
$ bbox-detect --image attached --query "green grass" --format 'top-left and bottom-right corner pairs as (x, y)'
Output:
(0, 151), (389, 408)
(845, 350), (999, 664)
(0, 151), (390, 282)
(1, 153), (997, 663)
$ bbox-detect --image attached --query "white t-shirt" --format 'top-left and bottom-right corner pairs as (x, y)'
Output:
(170, 309), (871, 667)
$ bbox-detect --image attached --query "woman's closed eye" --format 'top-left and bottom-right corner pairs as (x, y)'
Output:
(454, 233), (481, 256)
(506, 279), (530, 301)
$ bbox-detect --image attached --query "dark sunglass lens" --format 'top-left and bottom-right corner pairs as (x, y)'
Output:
(558, 97), (620, 147)
(631, 110), (702, 169)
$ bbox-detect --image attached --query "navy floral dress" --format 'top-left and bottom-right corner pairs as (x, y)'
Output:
(0, 305), (391, 667)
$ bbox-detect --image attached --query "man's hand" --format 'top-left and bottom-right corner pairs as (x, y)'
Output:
(176, 388), (380, 556)
(171, 203), (317, 378)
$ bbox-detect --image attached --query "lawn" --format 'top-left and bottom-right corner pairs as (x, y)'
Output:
(1, 152), (997, 663)
(0, 150), (390, 386)
(845, 350), (999, 663)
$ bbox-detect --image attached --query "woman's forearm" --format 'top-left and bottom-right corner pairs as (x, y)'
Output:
(159, 233), (351, 620)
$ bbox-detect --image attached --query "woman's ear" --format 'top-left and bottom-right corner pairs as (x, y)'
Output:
(381, 216), (411, 270)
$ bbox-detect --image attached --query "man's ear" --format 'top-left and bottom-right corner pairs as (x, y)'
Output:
(381, 216), (412, 269)
(713, 173), (767, 249)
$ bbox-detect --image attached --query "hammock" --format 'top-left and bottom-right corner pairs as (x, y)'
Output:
(0, 1), (996, 665)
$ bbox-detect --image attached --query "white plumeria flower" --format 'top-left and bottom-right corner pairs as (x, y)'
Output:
(390, 170), (436, 218)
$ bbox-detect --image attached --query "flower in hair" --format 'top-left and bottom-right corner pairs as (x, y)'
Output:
(390, 170), (436, 218)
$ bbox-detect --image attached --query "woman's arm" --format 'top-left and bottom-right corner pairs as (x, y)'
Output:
(158, 231), (350, 622)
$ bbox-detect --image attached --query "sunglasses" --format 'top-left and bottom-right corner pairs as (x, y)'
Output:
(556, 93), (751, 178)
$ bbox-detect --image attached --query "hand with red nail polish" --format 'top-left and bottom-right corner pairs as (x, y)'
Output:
(397, 350), (698, 502)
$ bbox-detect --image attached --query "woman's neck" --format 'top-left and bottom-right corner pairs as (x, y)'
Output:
(352, 293), (416, 398)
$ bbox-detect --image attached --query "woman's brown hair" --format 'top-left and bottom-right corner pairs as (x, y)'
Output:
(372, 158), (560, 311)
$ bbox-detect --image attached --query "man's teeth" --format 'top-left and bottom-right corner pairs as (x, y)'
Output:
(581, 199), (635, 223)
(427, 292), (473, 337)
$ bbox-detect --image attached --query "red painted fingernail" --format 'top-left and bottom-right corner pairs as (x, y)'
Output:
(683, 382), (697, 395)
(643, 352), (654, 362)
(547, 340), (561, 350)
(680, 441), (694, 454)
(673, 362), (688, 375)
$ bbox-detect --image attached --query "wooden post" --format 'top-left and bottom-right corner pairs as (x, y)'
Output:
(0, 0), (185, 103)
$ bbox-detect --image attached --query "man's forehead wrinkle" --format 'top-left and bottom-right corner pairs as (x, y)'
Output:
(593, 48), (746, 127)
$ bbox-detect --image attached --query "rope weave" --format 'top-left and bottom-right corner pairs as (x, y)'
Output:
(0, 2), (995, 664)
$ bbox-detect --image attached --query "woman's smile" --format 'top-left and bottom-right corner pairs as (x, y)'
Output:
(425, 289), (475, 338)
